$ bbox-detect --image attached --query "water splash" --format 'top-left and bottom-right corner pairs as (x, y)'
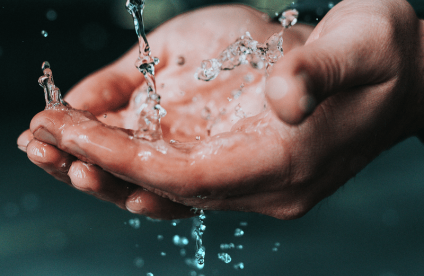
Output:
(126, 0), (166, 141)
(38, 61), (69, 110)
(192, 210), (206, 268)
(195, 9), (298, 81)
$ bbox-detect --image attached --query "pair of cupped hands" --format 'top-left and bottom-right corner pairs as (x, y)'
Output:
(17, 0), (424, 220)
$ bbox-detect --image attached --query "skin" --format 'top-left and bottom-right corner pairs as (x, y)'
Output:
(17, 0), (424, 220)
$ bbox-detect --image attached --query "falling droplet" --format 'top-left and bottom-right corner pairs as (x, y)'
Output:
(233, 262), (245, 270)
(41, 30), (48, 37)
(104, 114), (107, 118)
(173, 235), (189, 247)
(196, 136), (201, 141)
(240, 221), (248, 227)
(129, 218), (141, 229)
(160, 252), (166, 256)
(157, 235), (164, 241)
(134, 257), (144, 268)
(234, 228), (244, 237)
(279, 9), (299, 28)
(217, 253), (232, 264)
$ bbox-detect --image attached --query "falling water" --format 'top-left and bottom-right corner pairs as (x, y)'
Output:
(38, 61), (69, 110)
(126, 0), (166, 141)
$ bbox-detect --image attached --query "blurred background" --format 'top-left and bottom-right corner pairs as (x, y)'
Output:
(1, 0), (424, 275)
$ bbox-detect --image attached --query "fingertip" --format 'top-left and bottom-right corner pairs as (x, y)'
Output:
(125, 189), (193, 220)
(17, 129), (33, 152)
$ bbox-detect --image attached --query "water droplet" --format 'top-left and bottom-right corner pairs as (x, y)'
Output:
(234, 228), (244, 237)
(173, 235), (189, 247)
(146, 273), (154, 276)
(272, 247), (278, 252)
(220, 243), (235, 250)
(275, 242), (281, 247)
(201, 107), (212, 120)
(244, 74), (254, 83)
(46, 9), (57, 21)
(171, 219), (180, 226)
(157, 235), (164, 241)
(196, 59), (221, 81)
(41, 30), (48, 37)
(129, 218), (141, 229)
(235, 104), (246, 119)
(279, 9), (299, 28)
(177, 56), (185, 66)
(217, 253), (232, 263)
(227, 97), (232, 102)
(328, 2), (334, 9)
(196, 136), (201, 141)
(180, 249), (187, 256)
(240, 221), (248, 227)
(160, 252), (166, 256)
(237, 245), (243, 250)
(233, 262), (245, 270)
(103, 114), (107, 118)
(134, 257), (144, 268)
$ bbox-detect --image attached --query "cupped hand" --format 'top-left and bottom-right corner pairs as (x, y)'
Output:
(19, 0), (424, 220)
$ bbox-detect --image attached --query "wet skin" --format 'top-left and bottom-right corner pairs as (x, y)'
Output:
(18, 0), (424, 220)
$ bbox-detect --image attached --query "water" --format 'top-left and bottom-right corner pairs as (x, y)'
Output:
(234, 228), (244, 237)
(217, 253), (232, 264)
(195, 9), (298, 82)
(173, 235), (189, 247)
(220, 243), (235, 250)
(129, 218), (141, 229)
(193, 210), (206, 267)
(126, 0), (166, 141)
(38, 61), (69, 110)
(41, 30), (48, 37)
(133, 257), (144, 268)
(233, 262), (245, 270)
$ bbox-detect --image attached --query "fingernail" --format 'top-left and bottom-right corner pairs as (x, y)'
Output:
(17, 145), (27, 153)
(34, 127), (57, 145)
(266, 77), (288, 100)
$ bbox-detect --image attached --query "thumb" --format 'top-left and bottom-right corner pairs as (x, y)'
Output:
(265, 26), (393, 124)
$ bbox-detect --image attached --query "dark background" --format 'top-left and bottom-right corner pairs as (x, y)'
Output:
(1, 0), (424, 275)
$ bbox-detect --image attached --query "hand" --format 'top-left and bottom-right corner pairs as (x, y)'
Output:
(18, 5), (312, 220)
(18, 0), (424, 220)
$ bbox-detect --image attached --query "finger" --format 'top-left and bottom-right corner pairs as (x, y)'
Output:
(64, 32), (167, 115)
(68, 161), (193, 220)
(31, 109), (290, 200)
(17, 129), (33, 152)
(26, 139), (76, 185)
(265, 9), (397, 124)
